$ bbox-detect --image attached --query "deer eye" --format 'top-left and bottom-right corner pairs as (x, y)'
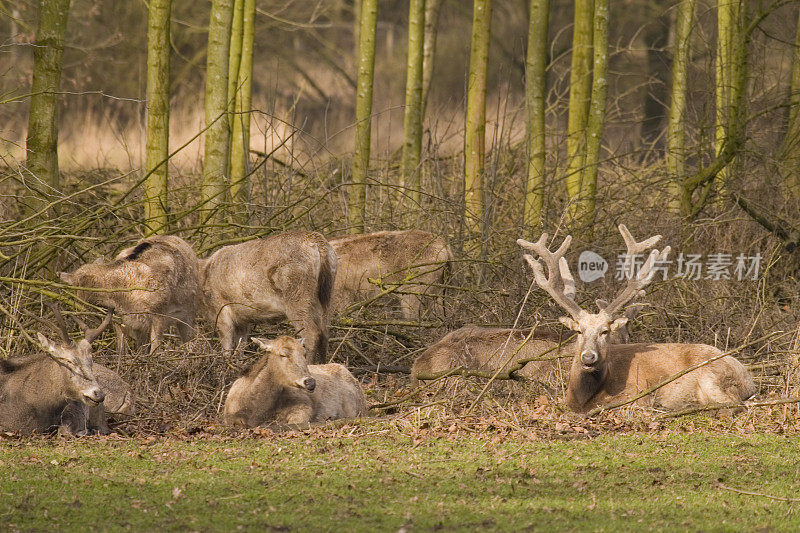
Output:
(600, 330), (609, 337)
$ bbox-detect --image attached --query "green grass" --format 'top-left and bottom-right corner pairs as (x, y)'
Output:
(2, 431), (799, 531)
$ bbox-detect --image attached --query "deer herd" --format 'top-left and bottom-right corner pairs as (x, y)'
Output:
(0, 225), (758, 435)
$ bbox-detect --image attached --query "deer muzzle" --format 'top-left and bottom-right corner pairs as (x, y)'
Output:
(83, 388), (106, 405)
(580, 351), (598, 367)
(302, 377), (316, 392)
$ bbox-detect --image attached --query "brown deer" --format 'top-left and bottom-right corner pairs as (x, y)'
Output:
(0, 308), (114, 435)
(199, 232), (336, 363)
(223, 336), (367, 428)
(410, 306), (643, 388)
(58, 235), (199, 354)
(517, 225), (756, 413)
(329, 230), (453, 320)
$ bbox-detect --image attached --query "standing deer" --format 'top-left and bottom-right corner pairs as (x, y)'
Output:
(199, 231), (336, 363)
(223, 336), (367, 427)
(58, 235), (199, 354)
(517, 225), (756, 413)
(329, 230), (453, 320)
(0, 308), (114, 435)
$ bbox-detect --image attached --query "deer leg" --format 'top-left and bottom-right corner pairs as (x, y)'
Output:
(216, 307), (237, 353)
(148, 318), (164, 355)
(286, 308), (327, 364)
(176, 315), (195, 343)
(399, 285), (423, 321)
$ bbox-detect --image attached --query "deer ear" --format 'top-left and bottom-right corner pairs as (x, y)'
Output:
(595, 298), (608, 310)
(93, 255), (105, 264)
(558, 316), (580, 331)
(252, 337), (272, 352)
(297, 338), (306, 348)
(610, 317), (629, 332)
(37, 332), (55, 353)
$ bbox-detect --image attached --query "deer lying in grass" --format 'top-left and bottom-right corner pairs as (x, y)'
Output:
(517, 225), (756, 413)
(223, 336), (367, 428)
(410, 305), (643, 387)
(58, 235), (199, 354)
(329, 230), (453, 320)
(0, 308), (114, 435)
(199, 232), (336, 363)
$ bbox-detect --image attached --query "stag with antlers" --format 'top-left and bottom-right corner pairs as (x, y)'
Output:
(0, 307), (117, 435)
(518, 225), (756, 413)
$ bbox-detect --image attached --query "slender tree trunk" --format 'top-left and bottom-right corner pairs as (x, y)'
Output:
(565, 0), (593, 215)
(353, 0), (362, 72)
(144, 0), (171, 235)
(229, 0), (255, 220)
(579, 0), (608, 227)
(714, 0), (736, 201)
(25, 0), (70, 214)
(421, 0), (443, 117)
(349, 0), (377, 234)
(202, 0), (234, 230)
(401, 0), (425, 209)
(464, 0), (493, 241)
(523, 0), (549, 229)
(667, 0), (695, 212)
(227, 0), (244, 130)
(781, 7), (800, 199)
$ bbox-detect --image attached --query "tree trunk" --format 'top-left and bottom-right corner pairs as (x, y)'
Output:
(523, 0), (549, 229)
(421, 0), (443, 117)
(202, 0), (234, 230)
(464, 0), (493, 241)
(229, 0), (255, 220)
(25, 0), (70, 214)
(782, 7), (800, 199)
(565, 0), (593, 216)
(144, 0), (171, 235)
(227, 0), (244, 130)
(401, 0), (426, 209)
(667, 0), (695, 212)
(713, 0), (737, 202)
(349, 0), (378, 234)
(578, 0), (608, 227)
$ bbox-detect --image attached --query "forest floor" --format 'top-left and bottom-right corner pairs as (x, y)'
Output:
(2, 408), (800, 532)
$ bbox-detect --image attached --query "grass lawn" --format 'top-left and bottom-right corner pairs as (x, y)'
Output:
(2, 426), (800, 531)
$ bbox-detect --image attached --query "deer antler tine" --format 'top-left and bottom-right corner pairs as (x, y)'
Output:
(519, 235), (583, 320)
(49, 304), (73, 345)
(84, 308), (114, 344)
(558, 257), (576, 300)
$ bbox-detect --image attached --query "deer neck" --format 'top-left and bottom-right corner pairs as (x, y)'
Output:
(565, 356), (609, 412)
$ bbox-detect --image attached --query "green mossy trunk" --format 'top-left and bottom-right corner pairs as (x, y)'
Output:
(229, 0), (255, 221)
(349, 0), (378, 234)
(565, 0), (593, 214)
(202, 0), (235, 231)
(464, 0), (493, 242)
(401, 0), (426, 209)
(578, 0), (608, 228)
(421, 0), (443, 117)
(144, 0), (172, 235)
(25, 0), (71, 215)
(523, 0), (549, 229)
(667, 0), (696, 212)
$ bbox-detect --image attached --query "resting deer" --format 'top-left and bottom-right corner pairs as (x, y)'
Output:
(517, 225), (756, 413)
(0, 308), (114, 435)
(223, 336), (367, 428)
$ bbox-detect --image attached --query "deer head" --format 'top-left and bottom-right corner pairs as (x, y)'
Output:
(252, 336), (316, 392)
(517, 225), (670, 373)
(36, 306), (115, 406)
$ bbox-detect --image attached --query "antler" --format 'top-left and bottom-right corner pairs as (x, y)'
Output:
(604, 225), (670, 317)
(49, 304), (74, 346)
(517, 234), (584, 320)
(74, 308), (115, 344)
